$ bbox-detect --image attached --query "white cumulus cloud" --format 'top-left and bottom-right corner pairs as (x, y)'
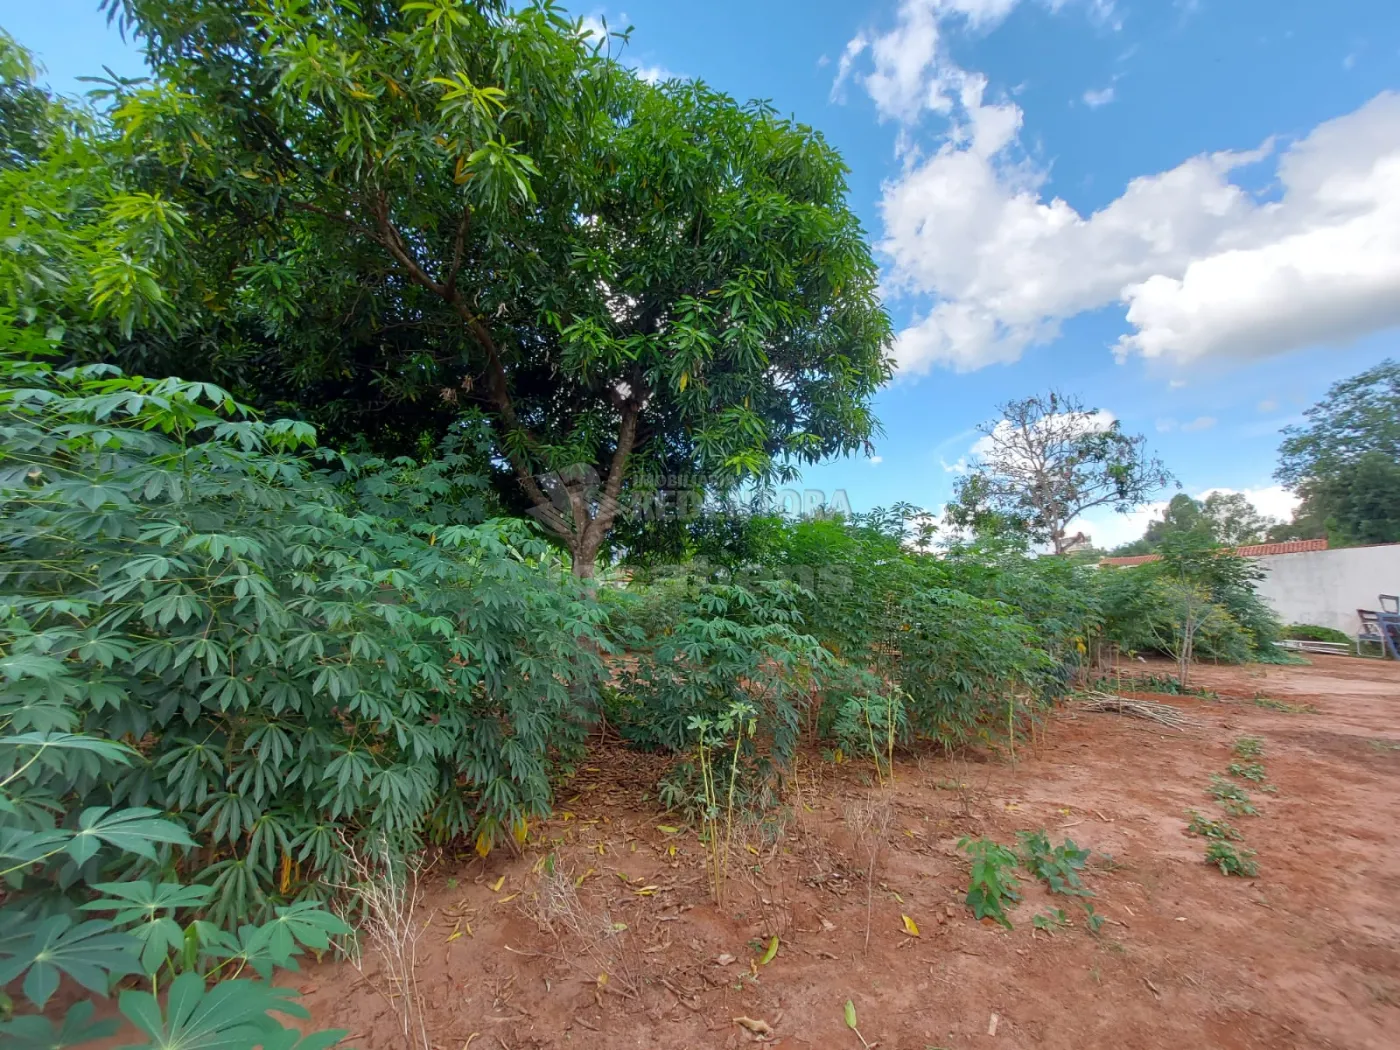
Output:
(1070, 483), (1300, 550)
(836, 1), (1400, 376)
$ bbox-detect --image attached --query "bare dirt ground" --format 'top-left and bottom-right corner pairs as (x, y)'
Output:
(291, 656), (1400, 1050)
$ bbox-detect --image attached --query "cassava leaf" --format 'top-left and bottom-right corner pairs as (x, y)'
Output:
(0, 916), (141, 1008)
(65, 806), (194, 866)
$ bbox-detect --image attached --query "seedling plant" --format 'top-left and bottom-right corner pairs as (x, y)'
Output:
(1185, 810), (1241, 841)
(1206, 841), (1259, 877)
(958, 837), (1020, 929)
(1231, 736), (1264, 758)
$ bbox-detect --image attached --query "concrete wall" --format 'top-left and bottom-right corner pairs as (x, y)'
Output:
(1252, 544), (1400, 637)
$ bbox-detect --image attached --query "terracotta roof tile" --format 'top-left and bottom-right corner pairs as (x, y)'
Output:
(1099, 537), (1328, 568)
(1230, 538), (1329, 557)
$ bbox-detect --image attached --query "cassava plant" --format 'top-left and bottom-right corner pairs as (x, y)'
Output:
(0, 320), (610, 922)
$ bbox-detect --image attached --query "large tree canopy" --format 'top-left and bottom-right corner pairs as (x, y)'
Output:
(1112, 490), (1278, 555)
(70, 0), (893, 575)
(1274, 360), (1400, 546)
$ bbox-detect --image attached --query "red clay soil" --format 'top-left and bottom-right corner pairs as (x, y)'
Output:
(288, 656), (1400, 1050)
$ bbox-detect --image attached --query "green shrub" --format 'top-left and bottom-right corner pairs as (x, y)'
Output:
(0, 341), (609, 922)
(1283, 623), (1354, 650)
(618, 581), (831, 777)
(895, 587), (1054, 745)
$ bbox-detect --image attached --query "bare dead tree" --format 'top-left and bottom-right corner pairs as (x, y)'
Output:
(948, 391), (1172, 553)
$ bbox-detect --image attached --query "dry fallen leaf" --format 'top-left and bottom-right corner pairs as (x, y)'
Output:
(901, 914), (920, 937)
(988, 1012), (1000, 1037)
(733, 1016), (774, 1038)
(715, 953), (737, 965)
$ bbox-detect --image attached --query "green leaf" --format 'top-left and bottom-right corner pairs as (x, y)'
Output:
(65, 806), (194, 865)
(82, 880), (214, 919)
(0, 732), (137, 763)
(0, 1001), (120, 1050)
(0, 916), (141, 1008)
(116, 973), (319, 1050)
(263, 901), (352, 957)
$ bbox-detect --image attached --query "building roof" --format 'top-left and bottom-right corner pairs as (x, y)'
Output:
(1099, 537), (1328, 568)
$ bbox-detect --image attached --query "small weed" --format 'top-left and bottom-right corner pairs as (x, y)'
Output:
(1185, 810), (1241, 841)
(1253, 697), (1316, 714)
(958, 837), (1020, 929)
(1227, 760), (1267, 782)
(1208, 775), (1258, 815)
(1031, 907), (1070, 934)
(1231, 736), (1263, 758)
(1017, 829), (1093, 896)
(1081, 901), (1105, 935)
(1205, 840), (1259, 877)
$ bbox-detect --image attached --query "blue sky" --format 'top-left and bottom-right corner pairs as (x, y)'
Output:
(8, 0), (1400, 546)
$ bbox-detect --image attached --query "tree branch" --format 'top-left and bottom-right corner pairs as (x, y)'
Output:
(367, 195), (558, 517)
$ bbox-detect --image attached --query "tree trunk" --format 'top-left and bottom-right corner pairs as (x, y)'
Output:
(570, 532), (601, 582)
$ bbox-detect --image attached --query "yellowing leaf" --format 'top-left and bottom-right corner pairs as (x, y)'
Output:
(634, 885), (659, 896)
(746, 845), (759, 855)
(901, 914), (920, 937)
(656, 825), (681, 835)
(667, 845), (676, 858)
(446, 930), (463, 943)
(844, 1000), (858, 1030)
(574, 868), (595, 887)
(474, 829), (492, 858)
(677, 372), (689, 392)
(498, 893), (518, 904)
(490, 876), (505, 893)
(759, 935), (779, 965)
(596, 973), (608, 987)
(512, 818), (530, 845)
(595, 842), (606, 855)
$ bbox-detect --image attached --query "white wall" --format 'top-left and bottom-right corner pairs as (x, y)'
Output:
(1252, 544), (1400, 636)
